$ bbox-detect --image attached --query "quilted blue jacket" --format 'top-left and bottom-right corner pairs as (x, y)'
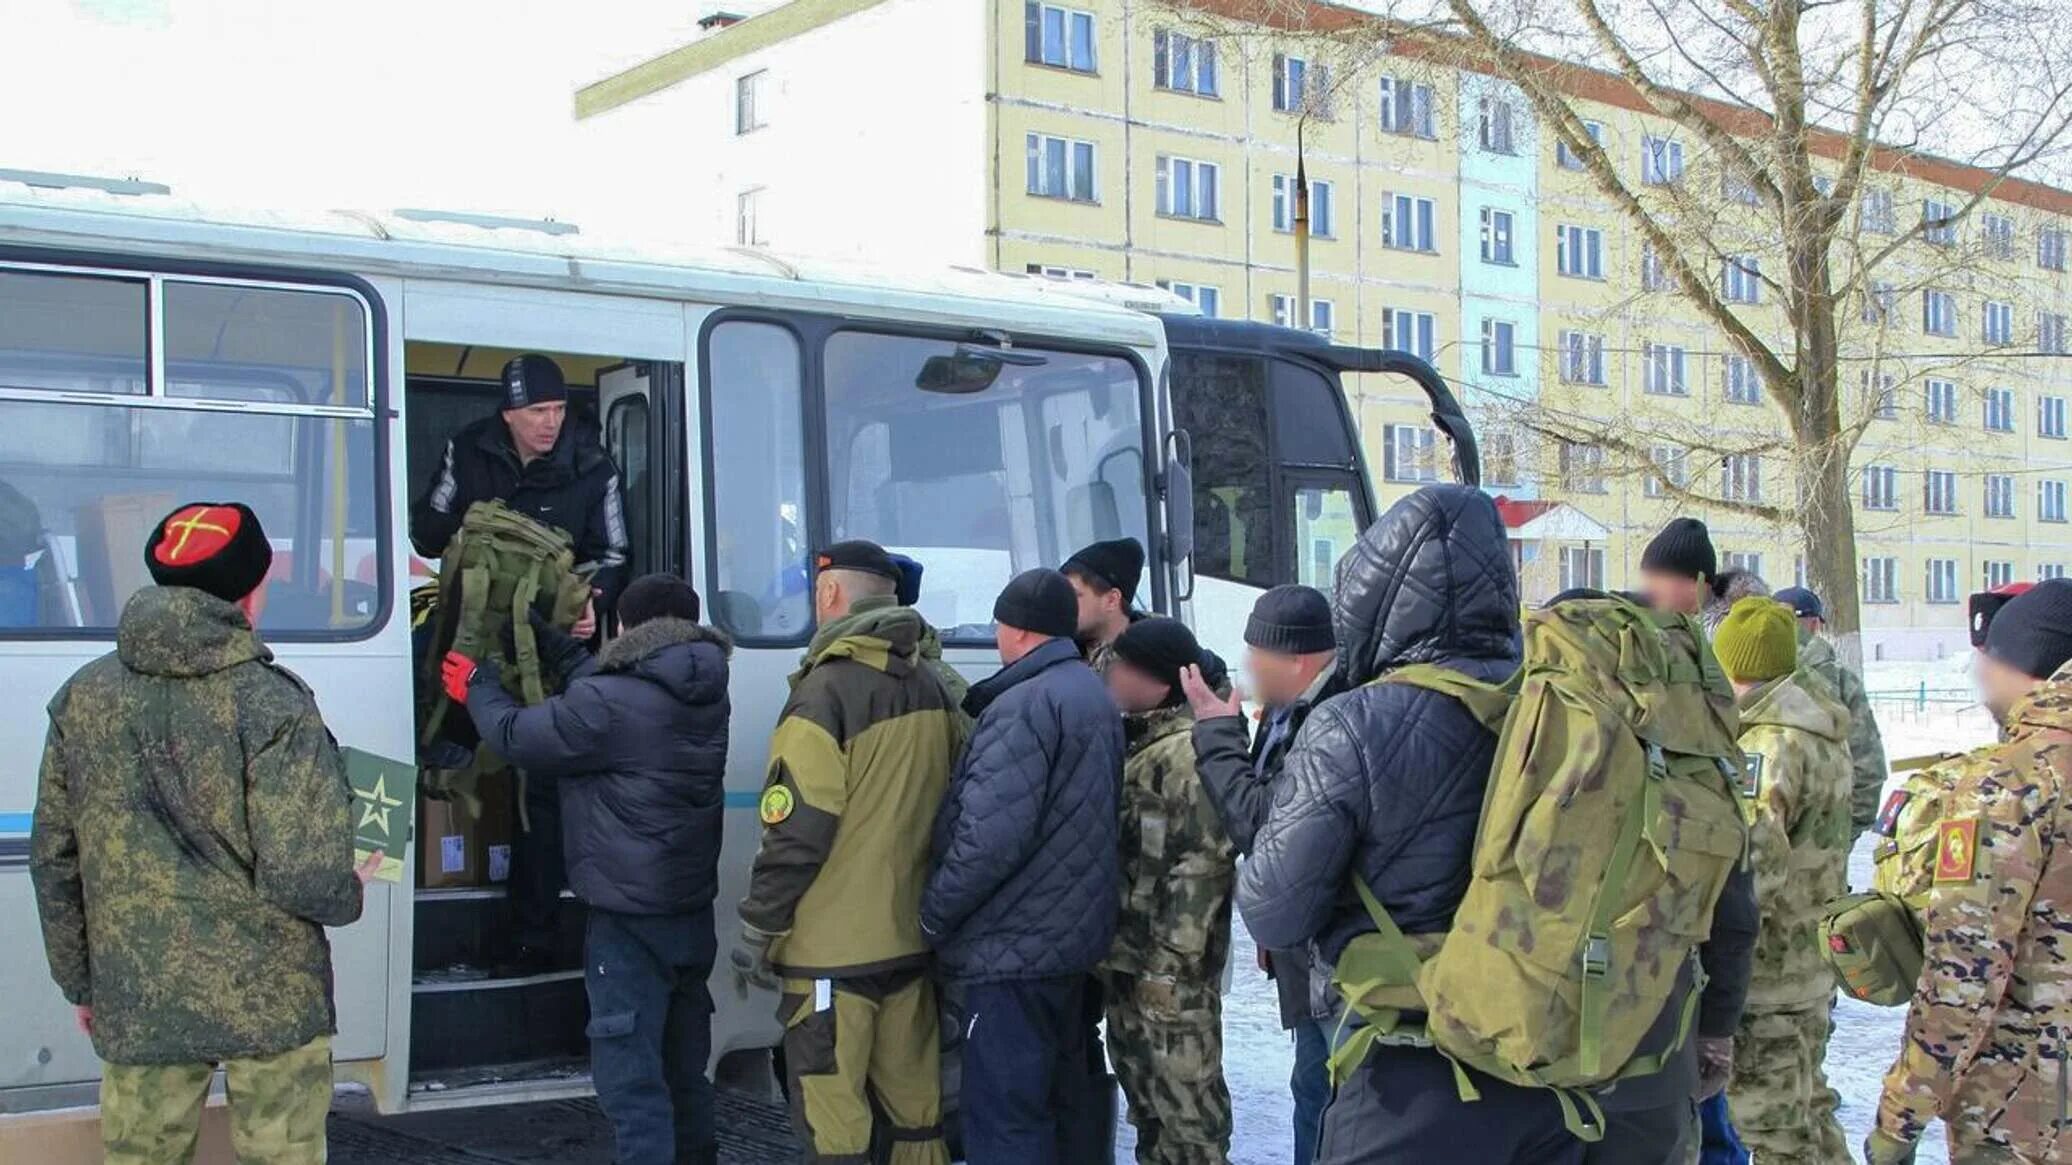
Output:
(922, 636), (1123, 983)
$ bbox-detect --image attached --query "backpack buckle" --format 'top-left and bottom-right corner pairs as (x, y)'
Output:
(1645, 742), (1668, 780)
(1583, 935), (1611, 978)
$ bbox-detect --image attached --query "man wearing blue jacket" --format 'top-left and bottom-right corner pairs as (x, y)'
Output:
(922, 568), (1125, 1165)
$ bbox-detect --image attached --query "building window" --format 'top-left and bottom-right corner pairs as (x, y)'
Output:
(1922, 199), (1959, 247)
(1561, 546), (1607, 591)
(1924, 469), (1959, 515)
(1155, 155), (1219, 221)
(1986, 386), (2017, 432)
(1560, 329), (1606, 385)
(1926, 558), (1960, 604)
(1795, 556), (1809, 589)
(1642, 135), (1684, 185)
(1722, 171), (1761, 207)
(1480, 207), (1515, 265)
(1723, 551), (1765, 576)
(1478, 96), (1518, 154)
(2045, 479), (2069, 523)
(1862, 281), (1896, 325)
(2042, 226), (2070, 271)
(1383, 308), (1437, 362)
(1863, 556), (1900, 604)
(1557, 224), (1605, 279)
(1986, 560), (2017, 590)
(735, 70), (767, 135)
(1922, 289), (1957, 338)
(1158, 280), (1219, 317)
(1560, 441), (1607, 494)
(1383, 423), (1439, 483)
(1272, 175), (1333, 236)
(1644, 342), (1688, 396)
(1985, 300), (2015, 346)
(1382, 193), (1438, 253)
(1721, 453), (1762, 503)
(1644, 445), (1688, 498)
(1483, 430), (1521, 486)
(1641, 244), (1673, 292)
(1861, 188), (1897, 234)
(2042, 312), (2071, 355)
(1377, 75), (1435, 138)
(736, 187), (765, 246)
(1983, 212), (2016, 259)
(1272, 52), (1331, 116)
(1720, 255), (1761, 304)
(1724, 354), (1761, 404)
(1027, 263), (1096, 280)
(1482, 318), (1518, 376)
(1987, 473), (2016, 518)
(1926, 378), (1959, 425)
(1026, 134), (1097, 202)
(1864, 371), (1899, 419)
(1556, 119), (1603, 170)
(2044, 394), (2069, 439)
(1862, 464), (1898, 511)
(1025, 2), (1096, 72)
(1268, 294), (1333, 338)
(2042, 563), (2069, 582)
(1152, 28), (1217, 96)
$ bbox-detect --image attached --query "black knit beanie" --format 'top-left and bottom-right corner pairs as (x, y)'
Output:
(501, 354), (568, 409)
(1245, 585), (1335, 654)
(993, 569), (1078, 639)
(1112, 617), (1203, 698)
(145, 502), (273, 603)
(1064, 537), (1145, 597)
(1984, 578), (2072, 679)
(619, 574), (700, 628)
(1640, 518), (1717, 581)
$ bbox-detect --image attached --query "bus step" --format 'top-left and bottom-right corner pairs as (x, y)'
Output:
(413, 885), (585, 976)
(409, 969), (587, 1072)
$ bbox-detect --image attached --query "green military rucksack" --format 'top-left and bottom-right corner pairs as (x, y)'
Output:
(1330, 598), (1749, 1140)
(417, 501), (593, 811)
(1814, 750), (1967, 1006)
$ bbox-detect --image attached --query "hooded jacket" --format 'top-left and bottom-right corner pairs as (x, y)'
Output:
(740, 596), (961, 978)
(1795, 630), (1890, 840)
(30, 587), (363, 1064)
(924, 636), (1124, 983)
(465, 616), (731, 917)
(1735, 674), (1855, 1012)
(1235, 486), (1521, 1006)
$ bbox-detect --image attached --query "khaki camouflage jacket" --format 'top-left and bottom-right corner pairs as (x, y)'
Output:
(1103, 705), (1236, 986)
(1736, 674), (1855, 1012)
(1876, 662), (2072, 1156)
(1796, 630), (1890, 840)
(29, 587), (363, 1065)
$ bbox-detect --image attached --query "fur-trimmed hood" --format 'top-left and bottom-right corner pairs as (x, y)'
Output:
(594, 617), (731, 705)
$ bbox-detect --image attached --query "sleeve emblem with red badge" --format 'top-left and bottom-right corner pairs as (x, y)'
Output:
(1934, 817), (1980, 883)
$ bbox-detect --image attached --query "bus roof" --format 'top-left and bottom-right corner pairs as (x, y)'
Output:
(0, 178), (1171, 348)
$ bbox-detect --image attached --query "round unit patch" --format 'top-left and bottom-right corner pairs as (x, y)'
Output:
(759, 785), (795, 825)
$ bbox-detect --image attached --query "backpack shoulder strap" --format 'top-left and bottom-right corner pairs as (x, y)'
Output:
(1377, 662), (1514, 731)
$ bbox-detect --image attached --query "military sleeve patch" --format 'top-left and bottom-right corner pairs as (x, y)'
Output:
(759, 785), (796, 826)
(1876, 789), (1912, 838)
(1738, 753), (1764, 798)
(1934, 817), (1980, 883)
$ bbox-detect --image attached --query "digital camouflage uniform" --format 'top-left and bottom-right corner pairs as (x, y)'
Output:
(1723, 673), (1853, 1164)
(30, 587), (364, 1165)
(1103, 704), (1236, 1165)
(740, 596), (960, 1165)
(1874, 660), (2072, 1163)
(1796, 629), (1891, 840)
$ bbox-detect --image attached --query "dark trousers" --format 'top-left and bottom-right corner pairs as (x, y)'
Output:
(1583, 1097), (1699, 1165)
(583, 907), (718, 1165)
(1291, 1019), (1331, 1164)
(959, 975), (1095, 1165)
(508, 769), (565, 955)
(1319, 1045), (1586, 1165)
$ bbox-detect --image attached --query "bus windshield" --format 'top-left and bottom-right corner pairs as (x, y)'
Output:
(823, 331), (1150, 642)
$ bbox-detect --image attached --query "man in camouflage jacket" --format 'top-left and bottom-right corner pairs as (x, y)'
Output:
(1868, 579), (2072, 1165)
(1101, 617), (1237, 1165)
(1712, 599), (1854, 1164)
(30, 503), (372, 1165)
(1775, 587), (1890, 840)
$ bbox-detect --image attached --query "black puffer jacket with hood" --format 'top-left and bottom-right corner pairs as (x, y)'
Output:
(1235, 485), (1520, 1013)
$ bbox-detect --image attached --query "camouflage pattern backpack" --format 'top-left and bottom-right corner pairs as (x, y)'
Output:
(1330, 598), (1748, 1141)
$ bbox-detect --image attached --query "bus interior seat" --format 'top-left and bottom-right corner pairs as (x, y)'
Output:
(1065, 481), (1120, 550)
(713, 591), (763, 638)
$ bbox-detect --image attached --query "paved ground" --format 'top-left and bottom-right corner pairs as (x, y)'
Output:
(330, 1092), (800, 1164)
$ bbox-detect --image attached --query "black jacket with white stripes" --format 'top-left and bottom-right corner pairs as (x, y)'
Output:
(409, 414), (629, 611)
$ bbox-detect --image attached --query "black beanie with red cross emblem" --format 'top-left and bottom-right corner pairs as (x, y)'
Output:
(145, 502), (273, 603)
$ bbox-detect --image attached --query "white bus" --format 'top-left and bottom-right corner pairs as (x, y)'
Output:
(0, 176), (1474, 1133)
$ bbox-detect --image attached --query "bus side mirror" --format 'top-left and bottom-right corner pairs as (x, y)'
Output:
(1163, 429), (1195, 570)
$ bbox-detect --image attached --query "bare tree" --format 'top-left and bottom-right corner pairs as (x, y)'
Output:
(1158, 0), (2072, 655)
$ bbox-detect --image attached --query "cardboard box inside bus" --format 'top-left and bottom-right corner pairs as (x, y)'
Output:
(73, 491), (174, 623)
(417, 771), (513, 890)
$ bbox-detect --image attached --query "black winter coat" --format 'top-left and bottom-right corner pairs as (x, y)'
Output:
(922, 636), (1123, 983)
(1236, 485), (1521, 1015)
(409, 414), (630, 609)
(465, 618), (730, 916)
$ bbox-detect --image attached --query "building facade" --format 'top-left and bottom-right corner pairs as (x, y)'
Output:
(575, 0), (2072, 659)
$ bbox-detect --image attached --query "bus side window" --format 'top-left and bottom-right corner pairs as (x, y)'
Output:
(1172, 352), (1274, 589)
(704, 321), (809, 642)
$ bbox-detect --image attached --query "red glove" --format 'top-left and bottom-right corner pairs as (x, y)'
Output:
(441, 652), (477, 704)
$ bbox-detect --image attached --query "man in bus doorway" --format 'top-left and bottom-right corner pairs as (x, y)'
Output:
(30, 502), (381, 1165)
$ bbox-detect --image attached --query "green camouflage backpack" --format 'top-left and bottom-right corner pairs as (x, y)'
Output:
(417, 501), (593, 810)
(1329, 598), (1748, 1140)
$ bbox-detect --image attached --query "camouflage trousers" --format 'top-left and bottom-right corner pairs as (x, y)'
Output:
(1103, 970), (1231, 1165)
(100, 1034), (332, 1165)
(1726, 1005), (1849, 1165)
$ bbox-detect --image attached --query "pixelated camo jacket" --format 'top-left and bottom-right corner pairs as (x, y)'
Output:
(1105, 705), (1236, 984)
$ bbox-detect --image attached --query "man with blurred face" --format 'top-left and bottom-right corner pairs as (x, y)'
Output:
(1637, 518), (1716, 618)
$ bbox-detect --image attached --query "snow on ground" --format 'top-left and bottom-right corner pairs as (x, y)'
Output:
(1119, 657), (1999, 1163)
